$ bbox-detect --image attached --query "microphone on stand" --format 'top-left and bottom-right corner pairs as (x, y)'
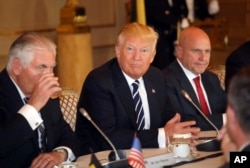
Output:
(181, 90), (219, 134)
(79, 108), (177, 167)
(181, 90), (221, 151)
(79, 108), (122, 161)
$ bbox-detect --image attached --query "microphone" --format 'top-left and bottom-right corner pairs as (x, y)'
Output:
(79, 108), (178, 167)
(181, 90), (219, 134)
(79, 108), (121, 161)
(181, 90), (221, 151)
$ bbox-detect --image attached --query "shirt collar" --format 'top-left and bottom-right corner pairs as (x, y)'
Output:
(122, 71), (143, 86)
(177, 59), (200, 81)
(9, 75), (26, 101)
(239, 141), (250, 151)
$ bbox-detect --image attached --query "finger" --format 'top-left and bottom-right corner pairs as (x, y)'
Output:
(36, 75), (61, 97)
(167, 113), (181, 124)
(31, 154), (54, 168)
(217, 126), (226, 140)
(178, 120), (197, 128)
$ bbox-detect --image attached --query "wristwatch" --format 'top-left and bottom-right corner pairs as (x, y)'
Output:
(55, 149), (68, 161)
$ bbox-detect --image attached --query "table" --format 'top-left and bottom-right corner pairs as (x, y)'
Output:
(75, 149), (225, 168)
(74, 131), (225, 168)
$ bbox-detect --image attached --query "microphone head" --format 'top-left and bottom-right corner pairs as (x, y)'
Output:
(181, 90), (192, 102)
(79, 108), (91, 120)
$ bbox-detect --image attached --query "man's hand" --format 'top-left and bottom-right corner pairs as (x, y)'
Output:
(164, 113), (200, 142)
(27, 72), (62, 112)
(30, 151), (65, 168)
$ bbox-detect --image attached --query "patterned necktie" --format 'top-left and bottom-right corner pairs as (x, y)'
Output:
(193, 76), (210, 115)
(38, 125), (46, 152)
(23, 97), (46, 152)
(132, 80), (145, 130)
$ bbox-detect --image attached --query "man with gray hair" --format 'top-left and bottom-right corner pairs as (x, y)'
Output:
(0, 32), (80, 168)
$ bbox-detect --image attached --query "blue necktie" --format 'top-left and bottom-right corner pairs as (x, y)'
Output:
(132, 80), (145, 130)
(24, 97), (46, 152)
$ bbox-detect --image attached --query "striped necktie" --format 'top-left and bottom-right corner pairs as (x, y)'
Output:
(132, 80), (145, 130)
(23, 97), (46, 152)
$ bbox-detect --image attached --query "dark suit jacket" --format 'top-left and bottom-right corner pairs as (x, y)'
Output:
(163, 60), (227, 130)
(194, 0), (212, 20)
(144, 0), (188, 69)
(225, 41), (250, 91)
(242, 145), (250, 151)
(0, 69), (81, 168)
(75, 58), (176, 154)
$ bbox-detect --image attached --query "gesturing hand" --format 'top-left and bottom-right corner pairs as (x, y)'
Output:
(164, 113), (200, 141)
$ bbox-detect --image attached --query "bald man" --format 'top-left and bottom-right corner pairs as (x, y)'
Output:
(163, 27), (227, 131)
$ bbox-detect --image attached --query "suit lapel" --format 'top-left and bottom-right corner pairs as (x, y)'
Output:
(171, 61), (201, 108)
(1, 69), (26, 114)
(143, 75), (159, 127)
(201, 72), (215, 112)
(111, 61), (137, 128)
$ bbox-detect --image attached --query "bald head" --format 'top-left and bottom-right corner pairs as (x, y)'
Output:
(179, 27), (210, 47)
(175, 27), (211, 75)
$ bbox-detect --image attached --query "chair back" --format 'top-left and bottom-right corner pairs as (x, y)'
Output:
(207, 65), (225, 90)
(59, 88), (79, 131)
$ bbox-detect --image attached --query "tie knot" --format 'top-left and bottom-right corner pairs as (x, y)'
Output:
(134, 80), (139, 85)
(193, 76), (200, 84)
(132, 80), (139, 89)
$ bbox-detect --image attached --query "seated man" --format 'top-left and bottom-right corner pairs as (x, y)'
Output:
(0, 32), (81, 167)
(75, 22), (200, 155)
(163, 26), (227, 131)
(217, 66), (250, 167)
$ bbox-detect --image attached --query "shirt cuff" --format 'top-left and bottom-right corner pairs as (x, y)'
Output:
(18, 104), (43, 130)
(54, 146), (76, 162)
(158, 128), (166, 148)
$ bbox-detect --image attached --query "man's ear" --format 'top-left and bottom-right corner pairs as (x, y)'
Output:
(115, 46), (120, 59)
(12, 58), (23, 75)
(227, 105), (237, 125)
(150, 50), (156, 63)
(175, 45), (183, 58)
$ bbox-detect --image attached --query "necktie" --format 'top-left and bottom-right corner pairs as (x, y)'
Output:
(23, 97), (46, 152)
(132, 80), (145, 130)
(193, 77), (210, 115)
(38, 125), (46, 152)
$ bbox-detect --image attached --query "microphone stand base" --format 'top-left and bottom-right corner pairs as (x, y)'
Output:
(102, 159), (130, 168)
(196, 139), (221, 151)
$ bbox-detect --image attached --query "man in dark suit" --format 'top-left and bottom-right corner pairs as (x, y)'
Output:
(225, 41), (250, 91)
(163, 27), (227, 131)
(75, 22), (200, 155)
(144, 0), (188, 70)
(186, 0), (219, 23)
(0, 32), (80, 168)
(217, 66), (250, 168)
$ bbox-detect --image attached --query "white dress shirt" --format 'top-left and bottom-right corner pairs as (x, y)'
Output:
(123, 72), (167, 148)
(10, 76), (75, 162)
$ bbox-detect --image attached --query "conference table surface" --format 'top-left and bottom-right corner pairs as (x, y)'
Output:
(75, 131), (225, 168)
(76, 149), (225, 168)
